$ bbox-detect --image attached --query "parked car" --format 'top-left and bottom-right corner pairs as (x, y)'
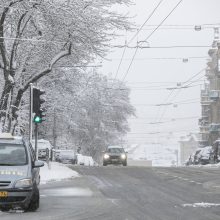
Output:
(103, 146), (127, 166)
(197, 146), (212, 165)
(0, 133), (44, 212)
(192, 148), (202, 165)
(57, 150), (77, 164)
(185, 146), (213, 166)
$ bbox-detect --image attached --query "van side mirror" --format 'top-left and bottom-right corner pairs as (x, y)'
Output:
(33, 160), (44, 168)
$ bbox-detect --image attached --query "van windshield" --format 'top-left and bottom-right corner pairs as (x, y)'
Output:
(0, 144), (27, 166)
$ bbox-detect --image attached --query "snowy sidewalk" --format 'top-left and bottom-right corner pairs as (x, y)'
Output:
(40, 162), (79, 184)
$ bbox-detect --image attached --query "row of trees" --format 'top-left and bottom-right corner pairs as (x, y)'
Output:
(0, 0), (134, 159)
(0, 0), (131, 132)
(38, 69), (134, 160)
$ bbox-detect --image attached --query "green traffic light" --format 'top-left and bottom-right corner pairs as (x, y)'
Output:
(34, 116), (42, 123)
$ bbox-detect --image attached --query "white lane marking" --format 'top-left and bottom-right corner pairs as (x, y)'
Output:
(107, 198), (120, 206)
(40, 195), (47, 197)
(41, 187), (93, 197)
(182, 203), (220, 208)
(156, 171), (203, 185)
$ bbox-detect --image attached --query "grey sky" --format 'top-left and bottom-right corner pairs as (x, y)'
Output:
(100, 0), (220, 145)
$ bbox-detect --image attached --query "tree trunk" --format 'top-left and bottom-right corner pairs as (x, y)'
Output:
(0, 80), (14, 132)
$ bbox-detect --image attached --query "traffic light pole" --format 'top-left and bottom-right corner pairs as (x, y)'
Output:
(29, 83), (33, 143)
(35, 123), (38, 160)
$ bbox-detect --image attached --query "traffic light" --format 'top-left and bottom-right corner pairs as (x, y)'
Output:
(33, 88), (46, 123)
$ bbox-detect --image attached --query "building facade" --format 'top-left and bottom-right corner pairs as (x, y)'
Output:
(199, 28), (220, 147)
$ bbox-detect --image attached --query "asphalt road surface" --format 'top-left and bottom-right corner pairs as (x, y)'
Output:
(1, 166), (220, 220)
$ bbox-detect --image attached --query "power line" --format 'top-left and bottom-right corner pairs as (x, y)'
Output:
(136, 23), (220, 27)
(112, 45), (211, 49)
(104, 83), (202, 91)
(114, 0), (164, 80)
(155, 68), (205, 123)
(129, 116), (199, 120)
(127, 79), (206, 85)
(129, 116), (199, 124)
(127, 129), (199, 135)
(128, 0), (164, 45)
(121, 0), (183, 82)
(111, 56), (208, 61)
(143, 0), (183, 42)
(114, 40), (127, 80)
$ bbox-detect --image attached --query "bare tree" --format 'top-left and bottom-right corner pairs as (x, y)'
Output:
(0, 0), (131, 132)
(38, 69), (135, 160)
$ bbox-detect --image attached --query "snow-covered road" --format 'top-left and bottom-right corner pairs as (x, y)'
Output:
(1, 166), (220, 220)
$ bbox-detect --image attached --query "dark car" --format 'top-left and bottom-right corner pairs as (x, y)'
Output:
(57, 151), (77, 164)
(0, 133), (44, 212)
(103, 146), (127, 166)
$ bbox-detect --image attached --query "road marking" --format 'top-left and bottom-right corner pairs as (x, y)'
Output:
(155, 171), (203, 185)
(40, 195), (47, 197)
(107, 198), (120, 206)
(182, 203), (220, 208)
(41, 187), (93, 197)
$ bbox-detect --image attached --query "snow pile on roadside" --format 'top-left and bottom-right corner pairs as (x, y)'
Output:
(182, 203), (220, 208)
(128, 144), (178, 167)
(204, 163), (220, 168)
(77, 154), (98, 166)
(187, 163), (220, 168)
(40, 162), (79, 184)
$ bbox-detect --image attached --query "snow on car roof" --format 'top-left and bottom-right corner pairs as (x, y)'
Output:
(107, 145), (123, 149)
(0, 133), (23, 144)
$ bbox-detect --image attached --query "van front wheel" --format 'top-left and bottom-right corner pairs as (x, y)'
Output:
(25, 187), (39, 212)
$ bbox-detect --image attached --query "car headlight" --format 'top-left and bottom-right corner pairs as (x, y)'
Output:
(15, 179), (32, 188)
(104, 154), (110, 159)
(121, 154), (126, 160)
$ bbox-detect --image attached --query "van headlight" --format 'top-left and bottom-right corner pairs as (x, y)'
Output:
(15, 179), (32, 188)
(104, 154), (110, 160)
(121, 154), (126, 160)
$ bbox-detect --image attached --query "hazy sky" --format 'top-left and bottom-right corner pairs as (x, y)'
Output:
(100, 0), (220, 145)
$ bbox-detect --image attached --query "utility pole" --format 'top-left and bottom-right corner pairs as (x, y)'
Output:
(29, 83), (33, 143)
(32, 87), (46, 159)
(35, 123), (38, 160)
(53, 108), (57, 149)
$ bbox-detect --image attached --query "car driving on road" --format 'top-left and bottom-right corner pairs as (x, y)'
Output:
(0, 133), (44, 212)
(103, 146), (127, 166)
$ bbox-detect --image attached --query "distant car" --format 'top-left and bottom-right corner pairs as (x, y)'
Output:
(38, 149), (47, 160)
(0, 133), (44, 212)
(57, 151), (76, 164)
(103, 146), (127, 166)
(197, 146), (212, 165)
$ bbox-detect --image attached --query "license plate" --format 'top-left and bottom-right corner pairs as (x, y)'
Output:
(112, 159), (118, 162)
(0, 191), (8, 198)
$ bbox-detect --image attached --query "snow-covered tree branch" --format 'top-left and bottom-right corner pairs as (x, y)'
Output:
(0, 0), (132, 132)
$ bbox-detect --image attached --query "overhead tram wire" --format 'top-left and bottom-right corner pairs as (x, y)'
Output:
(114, 0), (164, 81)
(128, 0), (164, 45)
(114, 40), (127, 80)
(121, 0), (184, 82)
(112, 45), (211, 49)
(154, 68), (205, 129)
(143, 0), (183, 43)
(112, 56), (208, 61)
(156, 68), (206, 123)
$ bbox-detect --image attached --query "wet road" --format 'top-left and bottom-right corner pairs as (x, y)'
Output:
(1, 166), (220, 220)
